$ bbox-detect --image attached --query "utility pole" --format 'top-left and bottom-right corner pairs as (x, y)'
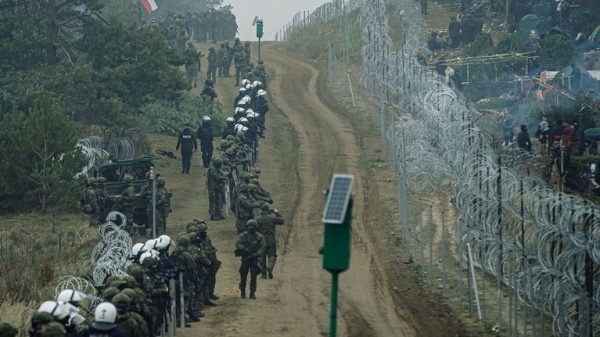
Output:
(320, 174), (354, 337)
(151, 167), (157, 239)
(256, 18), (264, 61)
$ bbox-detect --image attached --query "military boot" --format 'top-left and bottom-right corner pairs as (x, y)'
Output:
(249, 290), (256, 299)
(267, 267), (273, 279)
(240, 287), (246, 299)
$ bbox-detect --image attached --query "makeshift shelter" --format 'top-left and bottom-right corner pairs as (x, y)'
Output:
(515, 14), (540, 42)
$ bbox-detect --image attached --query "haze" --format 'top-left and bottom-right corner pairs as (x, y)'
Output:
(224, 0), (330, 41)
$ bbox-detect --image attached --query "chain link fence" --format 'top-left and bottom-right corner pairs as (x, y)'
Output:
(283, 0), (600, 336)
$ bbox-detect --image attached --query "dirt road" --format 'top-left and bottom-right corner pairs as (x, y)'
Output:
(160, 42), (470, 337)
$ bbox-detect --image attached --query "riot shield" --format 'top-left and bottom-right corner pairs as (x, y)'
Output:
(232, 168), (239, 185)
(255, 140), (260, 165)
(222, 180), (230, 218)
(252, 207), (261, 219)
(245, 152), (252, 170)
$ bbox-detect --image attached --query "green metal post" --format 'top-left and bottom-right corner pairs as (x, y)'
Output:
(329, 272), (339, 337)
(258, 38), (261, 61)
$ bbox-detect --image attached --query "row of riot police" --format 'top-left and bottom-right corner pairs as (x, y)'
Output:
(23, 231), (217, 337)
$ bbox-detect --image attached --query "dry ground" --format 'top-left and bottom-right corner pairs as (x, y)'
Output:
(156, 41), (473, 336)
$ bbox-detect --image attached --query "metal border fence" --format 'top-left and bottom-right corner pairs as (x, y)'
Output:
(282, 0), (600, 336)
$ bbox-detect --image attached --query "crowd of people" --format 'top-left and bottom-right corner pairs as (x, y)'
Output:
(185, 37), (267, 91)
(47, 34), (285, 337)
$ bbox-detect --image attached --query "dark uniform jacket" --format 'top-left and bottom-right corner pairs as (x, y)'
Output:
(176, 128), (197, 153)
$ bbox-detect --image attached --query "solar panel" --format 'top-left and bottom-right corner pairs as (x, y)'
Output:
(322, 174), (354, 224)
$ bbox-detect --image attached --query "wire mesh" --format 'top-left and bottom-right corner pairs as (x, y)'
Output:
(282, 0), (600, 335)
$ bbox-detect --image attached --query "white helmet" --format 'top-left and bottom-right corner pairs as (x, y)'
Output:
(239, 117), (248, 123)
(235, 124), (245, 132)
(246, 112), (255, 118)
(202, 115), (211, 122)
(226, 117), (235, 123)
(38, 301), (69, 320)
(253, 112), (260, 118)
(150, 249), (160, 258)
(252, 81), (259, 87)
(257, 81), (263, 87)
(245, 108), (254, 114)
(258, 90), (267, 97)
(92, 302), (118, 331)
(156, 235), (171, 250)
(241, 126), (249, 132)
(143, 239), (157, 252)
(241, 79), (250, 86)
(139, 251), (158, 264)
(132, 243), (145, 256)
(245, 83), (251, 90)
(57, 289), (85, 303)
(243, 95), (251, 101)
(239, 87), (246, 92)
(236, 100), (246, 106)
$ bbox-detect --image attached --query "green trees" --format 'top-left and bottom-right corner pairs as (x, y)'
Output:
(539, 34), (578, 70)
(0, 0), (233, 214)
(0, 96), (86, 212)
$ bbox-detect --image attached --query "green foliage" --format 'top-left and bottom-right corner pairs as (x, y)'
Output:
(539, 34), (578, 70)
(464, 34), (494, 57)
(0, 96), (86, 212)
(288, 6), (404, 63)
(139, 95), (226, 136)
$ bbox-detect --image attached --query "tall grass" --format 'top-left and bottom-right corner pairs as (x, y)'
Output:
(0, 213), (97, 334)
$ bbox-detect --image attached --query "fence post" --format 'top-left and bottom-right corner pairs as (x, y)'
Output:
(179, 273), (185, 329)
(170, 278), (176, 336)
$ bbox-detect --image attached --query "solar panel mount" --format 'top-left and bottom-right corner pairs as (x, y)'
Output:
(322, 174), (354, 224)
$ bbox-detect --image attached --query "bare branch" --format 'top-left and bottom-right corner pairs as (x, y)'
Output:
(59, 45), (75, 66)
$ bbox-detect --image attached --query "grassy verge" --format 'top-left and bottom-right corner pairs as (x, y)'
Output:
(0, 213), (97, 330)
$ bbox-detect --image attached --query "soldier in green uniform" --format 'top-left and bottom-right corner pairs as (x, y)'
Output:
(244, 41), (251, 64)
(256, 205), (285, 279)
(206, 157), (228, 221)
(156, 177), (171, 235)
(233, 47), (246, 87)
(83, 177), (100, 227)
(254, 60), (268, 89)
(0, 323), (18, 337)
(235, 220), (266, 299)
(120, 174), (136, 233)
(126, 267), (153, 329)
(138, 171), (153, 237)
(189, 226), (216, 308)
(206, 47), (217, 83)
(235, 185), (259, 234)
(184, 42), (201, 88)
(186, 226), (210, 319)
(196, 222), (221, 302)
(217, 43), (227, 78)
(39, 322), (65, 337)
(172, 234), (196, 324)
(140, 253), (167, 336)
(120, 288), (151, 330)
(28, 312), (55, 337)
(224, 41), (233, 77)
(111, 293), (147, 337)
(102, 287), (120, 302)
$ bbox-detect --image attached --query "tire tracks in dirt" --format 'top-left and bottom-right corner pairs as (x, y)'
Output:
(263, 43), (415, 337)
